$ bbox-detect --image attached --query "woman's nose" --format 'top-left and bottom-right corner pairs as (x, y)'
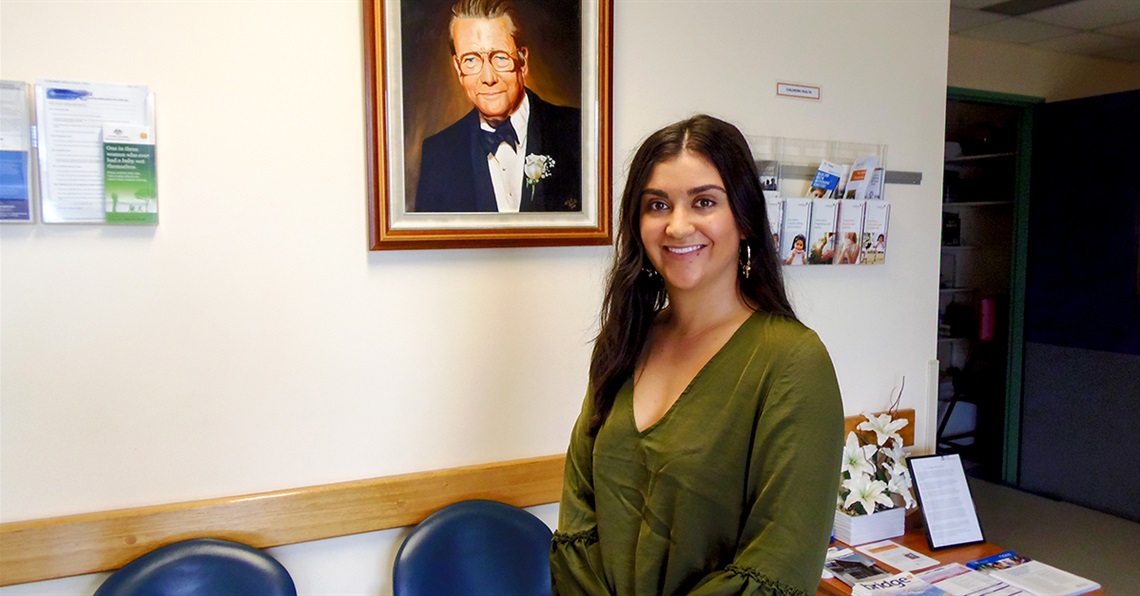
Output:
(666, 208), (695, 238)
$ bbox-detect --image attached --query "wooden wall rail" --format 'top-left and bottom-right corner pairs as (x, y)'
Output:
(0, 454), (566, 587)
(0, 409), (914, 587)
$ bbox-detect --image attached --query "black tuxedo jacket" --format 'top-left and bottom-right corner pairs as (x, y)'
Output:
(414, 90), (582, 212)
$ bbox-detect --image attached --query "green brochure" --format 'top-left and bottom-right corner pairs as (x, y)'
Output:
(103, 124), (156, 224)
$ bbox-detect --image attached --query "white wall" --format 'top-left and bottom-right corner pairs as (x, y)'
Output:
(949, 35), (1140, 101)
(0, 1), (950, 594)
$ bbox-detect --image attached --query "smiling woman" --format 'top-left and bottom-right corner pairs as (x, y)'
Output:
(551, 115), (846, 595)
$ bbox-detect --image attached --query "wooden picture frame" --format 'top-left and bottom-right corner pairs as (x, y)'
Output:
(363, 0), (613, 250)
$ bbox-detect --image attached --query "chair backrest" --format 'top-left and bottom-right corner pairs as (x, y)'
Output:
(93, 538), (297, 596)
(393, 499), (554, 596)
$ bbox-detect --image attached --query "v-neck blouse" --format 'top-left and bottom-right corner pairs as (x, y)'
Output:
(552, 312), (844, 596)
(631, 312), (754, 436)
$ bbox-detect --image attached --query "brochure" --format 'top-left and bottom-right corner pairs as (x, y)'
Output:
(966, 551), (1099, 595)
(766, 196), (783, 251)
(757, 159), (780, 198)
(857, 540), (940, 572)
(843, 155), (879, 200)
(860, 201), (890, 265)
(853, 572), (949, 595)
(834, 199), (866, 264)
(807, 198), (839, 264)
(916, 563), (1025, 596)
(808, 160), (845, 198)
(0, 80), (34, 222)
(824, 548), (893, 587)
(780, 198), (812, 266)
(103, 124), (157, 224)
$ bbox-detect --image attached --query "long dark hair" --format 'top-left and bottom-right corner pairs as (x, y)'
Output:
(587, 114), (796, 435)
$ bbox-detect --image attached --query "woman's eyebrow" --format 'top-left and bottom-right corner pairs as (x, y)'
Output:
(687, 184), (726, 196)
(641, 188), (669, 199)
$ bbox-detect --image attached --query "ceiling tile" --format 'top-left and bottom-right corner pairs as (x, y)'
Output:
(1097, 19), (1140, 40)
(951, 8), (1010, 32)
(954, 17), (1078, 43)
(1030, 31), (1134, 54)
(1022, 0), (1140, 31)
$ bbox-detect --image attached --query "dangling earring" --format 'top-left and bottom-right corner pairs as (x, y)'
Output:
(740, 243), (752, 279)
(642, 264), (659, 279)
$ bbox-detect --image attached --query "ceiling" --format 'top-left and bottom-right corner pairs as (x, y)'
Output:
(950, 0), (1140, 62)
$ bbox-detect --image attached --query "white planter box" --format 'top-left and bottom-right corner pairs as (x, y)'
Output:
(833, 507), (905, 545)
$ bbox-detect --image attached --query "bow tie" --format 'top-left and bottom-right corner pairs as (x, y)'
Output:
(481, 121), (519, 154)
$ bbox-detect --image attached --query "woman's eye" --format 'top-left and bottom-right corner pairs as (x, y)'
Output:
(646, 200), (668, 212)
(695, 197), (716, 208)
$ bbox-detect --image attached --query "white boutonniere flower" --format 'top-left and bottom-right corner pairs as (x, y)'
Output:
(524, 154), (555, 187)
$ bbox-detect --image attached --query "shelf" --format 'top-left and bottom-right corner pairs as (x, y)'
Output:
(944, 152), (1015, 163)
(942, 201), (1012, 209)
(940, 287), (975, 294)
(938, 337), (970, 344)
(941, 245), (978, 251)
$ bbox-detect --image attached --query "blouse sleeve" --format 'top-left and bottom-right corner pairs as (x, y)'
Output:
(688, 332), (845, 596)
(550, 395), (611, 596)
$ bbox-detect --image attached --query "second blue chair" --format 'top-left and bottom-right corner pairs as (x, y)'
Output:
(393, 499), (554, 596)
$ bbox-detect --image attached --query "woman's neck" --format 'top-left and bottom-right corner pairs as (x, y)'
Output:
(658, 288), (753, 338)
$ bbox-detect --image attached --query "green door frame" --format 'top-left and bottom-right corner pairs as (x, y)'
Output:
(947, 87), (1043, 485)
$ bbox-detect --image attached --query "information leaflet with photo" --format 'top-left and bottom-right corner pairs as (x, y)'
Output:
(34, 79), (153, 223)
(966, 551), (1100, 596)
(907, 453), (984, 549)
(856, 540), (940, 572)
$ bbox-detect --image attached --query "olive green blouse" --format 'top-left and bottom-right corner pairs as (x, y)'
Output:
(551, 312), (844, 595)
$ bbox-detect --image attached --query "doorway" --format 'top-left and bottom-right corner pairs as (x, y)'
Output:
(937, 88), (1039, 484)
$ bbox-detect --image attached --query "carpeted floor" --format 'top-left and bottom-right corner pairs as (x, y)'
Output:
(967, 477), (1140, 593)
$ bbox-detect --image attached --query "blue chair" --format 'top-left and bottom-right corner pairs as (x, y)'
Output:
(94, 537), (297, 596)
(393, 499), (554, 596)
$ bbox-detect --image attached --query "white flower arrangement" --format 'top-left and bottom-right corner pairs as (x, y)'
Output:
(524, 154), (555, 187)
(838, 411), (917, 516)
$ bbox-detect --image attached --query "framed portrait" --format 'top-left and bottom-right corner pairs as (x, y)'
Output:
(363, 0), (613, 250)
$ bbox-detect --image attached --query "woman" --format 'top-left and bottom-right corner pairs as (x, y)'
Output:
(551, 115), (843, 595)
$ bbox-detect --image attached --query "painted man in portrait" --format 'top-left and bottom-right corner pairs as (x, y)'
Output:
(412, 0), (582, 213)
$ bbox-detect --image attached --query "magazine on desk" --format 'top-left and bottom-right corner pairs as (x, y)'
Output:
(966, 551), (1099, 595)
(916, 563), (1025, 596)
(825, 547), (893, 586)
(852, 572), (949, 595)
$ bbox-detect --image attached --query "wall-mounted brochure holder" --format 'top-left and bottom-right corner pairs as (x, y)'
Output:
(747, 136), (902, 267)
(34, 79), (157, 225)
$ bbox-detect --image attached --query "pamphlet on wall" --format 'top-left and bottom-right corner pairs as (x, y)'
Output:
(766, 196), (783, 251)
(35, 79), (155, 223)
(807, 198), (838, 264)
(780, 198), (812, 266)
(808, 160), (844, 198)
(103, 124), (157, 224)
(843, 155), (879, 200)
(915, 563), (1024, 596)
(0, 80), (34, 223)
(757, 159), (780, 199)
(865, 166), (886, 199)
(834, 199), (866, 264)
(860, 201), (890, 265)
(966, 551), (1099, 595)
